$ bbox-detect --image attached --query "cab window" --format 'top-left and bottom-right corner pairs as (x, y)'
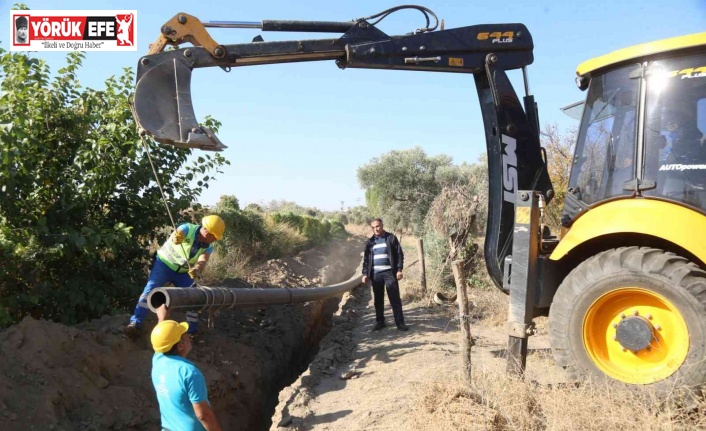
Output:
(643, 54), (706, 210)
(568, 65), (639, 205)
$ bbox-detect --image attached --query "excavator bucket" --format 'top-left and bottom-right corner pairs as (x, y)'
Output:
(133, 58), (226, 151)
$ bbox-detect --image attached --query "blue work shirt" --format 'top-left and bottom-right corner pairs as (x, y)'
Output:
(152, 353), (209, 431)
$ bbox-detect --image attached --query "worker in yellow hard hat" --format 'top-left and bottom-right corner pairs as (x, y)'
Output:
(150, 305), (223, 431)
(125, 215), (226, 336)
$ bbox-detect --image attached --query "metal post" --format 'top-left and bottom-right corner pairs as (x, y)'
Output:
(505, 190), (540, 376)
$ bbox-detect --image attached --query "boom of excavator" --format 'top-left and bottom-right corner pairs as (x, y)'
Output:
(132, 5), (706, 391)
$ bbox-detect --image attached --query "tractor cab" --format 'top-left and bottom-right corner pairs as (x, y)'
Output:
(564, 34), (706, 224)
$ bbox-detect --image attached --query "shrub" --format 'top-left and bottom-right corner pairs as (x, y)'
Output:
(0, 50), (228, 327)
(270, 212), (339, 246)
(263, 215), (308, 258)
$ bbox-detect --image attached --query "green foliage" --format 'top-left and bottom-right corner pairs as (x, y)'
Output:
(328, 219), (346, 238)
(244, 203), (263, 213)
(0, 49), (229, 327)
(357, 147), (488, 293)
(215, 195), (346, 256)
(357, 146), (453, 234)
(263, 215), (308, 259)
(202, 196), (346, 281)
(264, 199), (322, 218)
(212, 196), (267, 257)
(270, 212), (344, 246)
(329, 212), (348, 225)
(430, 155), (489, 236)
(421, 229), (455, 291)
(345, 205), (372, 225)
(365, 187), (384, 219)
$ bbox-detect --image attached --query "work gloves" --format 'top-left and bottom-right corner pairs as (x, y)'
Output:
(188, 267), (202, 280)
(173, 230), (185, 244)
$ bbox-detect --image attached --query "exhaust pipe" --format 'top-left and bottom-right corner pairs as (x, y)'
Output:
(147, 274), (362, 312)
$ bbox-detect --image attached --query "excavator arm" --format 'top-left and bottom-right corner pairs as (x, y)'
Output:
(132, 6), (554, 291)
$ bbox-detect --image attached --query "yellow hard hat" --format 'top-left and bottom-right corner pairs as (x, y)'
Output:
(202, 215), (225, 240)
(151, 320), (190, 353)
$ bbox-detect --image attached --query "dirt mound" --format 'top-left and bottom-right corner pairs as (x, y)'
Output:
(249, 238), (363, 287)
(0, 316), (157, 431)
(0, 236), (365, 431)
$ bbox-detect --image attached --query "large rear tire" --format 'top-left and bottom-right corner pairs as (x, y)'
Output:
(549, 247), (706, 392)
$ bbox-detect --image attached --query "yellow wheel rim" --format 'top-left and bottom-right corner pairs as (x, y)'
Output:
(583, 287), (689, 384)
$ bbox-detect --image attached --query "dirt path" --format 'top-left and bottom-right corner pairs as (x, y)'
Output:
(271, 282), (564, 431)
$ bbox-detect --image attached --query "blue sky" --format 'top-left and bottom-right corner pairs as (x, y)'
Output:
(3, 1), (706, 211)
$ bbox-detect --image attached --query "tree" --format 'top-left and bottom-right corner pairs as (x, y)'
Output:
(421, 156), (487, 290)
(540, 123), (576, 231)
(0, 49), (229, 326)
(345, 205), (371, 225)
(434, 155), (489, 233)
(264, 200), (322, 218)
(357, 146), (453, 233)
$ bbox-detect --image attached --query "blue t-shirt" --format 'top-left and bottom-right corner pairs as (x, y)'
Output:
(152, 353), (209, 431)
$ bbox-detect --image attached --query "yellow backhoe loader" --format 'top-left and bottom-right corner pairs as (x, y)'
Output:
(132, 5), (706, 395)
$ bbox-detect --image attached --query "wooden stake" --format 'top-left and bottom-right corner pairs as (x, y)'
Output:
(417, 238), (427, 295)
(452, 260), (472, 383)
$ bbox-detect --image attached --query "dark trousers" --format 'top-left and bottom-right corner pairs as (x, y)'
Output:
(372, 270), (405, 326)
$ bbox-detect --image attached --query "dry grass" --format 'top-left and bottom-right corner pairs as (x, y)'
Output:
(263, 215), (308, 257)
(202, 246), (254, 283)
(344, 223), (371, 238)
(468, 288), (508, 328)
(411, 367), (706, 430)
(321, 226), (706, 429)
(400, 233), (706, 430)
(200, 217), (308, 285)
(394, 232), (510, 327)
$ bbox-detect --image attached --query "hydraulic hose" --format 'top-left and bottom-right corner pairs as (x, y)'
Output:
(147, 274), (362, 313)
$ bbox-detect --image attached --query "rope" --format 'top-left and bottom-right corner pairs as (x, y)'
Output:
(131, 91), (221, 334)
(131, 102), (196, 282)
(229, 287), (238, 309)
(207, 288), (217, 329)
(199, 286), (214, 314)
(214, 287), (230, 314)
(197, 286), (234, 329)
(131, 103), (179, 231)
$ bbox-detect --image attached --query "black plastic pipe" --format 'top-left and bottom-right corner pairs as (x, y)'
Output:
(147, 274), (361, 313)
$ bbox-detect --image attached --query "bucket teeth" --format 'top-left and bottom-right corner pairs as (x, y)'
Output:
(133, 57), (226, 151)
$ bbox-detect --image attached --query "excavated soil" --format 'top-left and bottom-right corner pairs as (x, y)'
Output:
(0, 236), (364, 431)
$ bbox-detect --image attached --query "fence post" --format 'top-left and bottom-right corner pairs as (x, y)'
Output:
(451, 260), (472, 383)
(417, 238), (427, 295)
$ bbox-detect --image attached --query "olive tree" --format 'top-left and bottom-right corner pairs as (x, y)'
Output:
(357, 146), (453, 233)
